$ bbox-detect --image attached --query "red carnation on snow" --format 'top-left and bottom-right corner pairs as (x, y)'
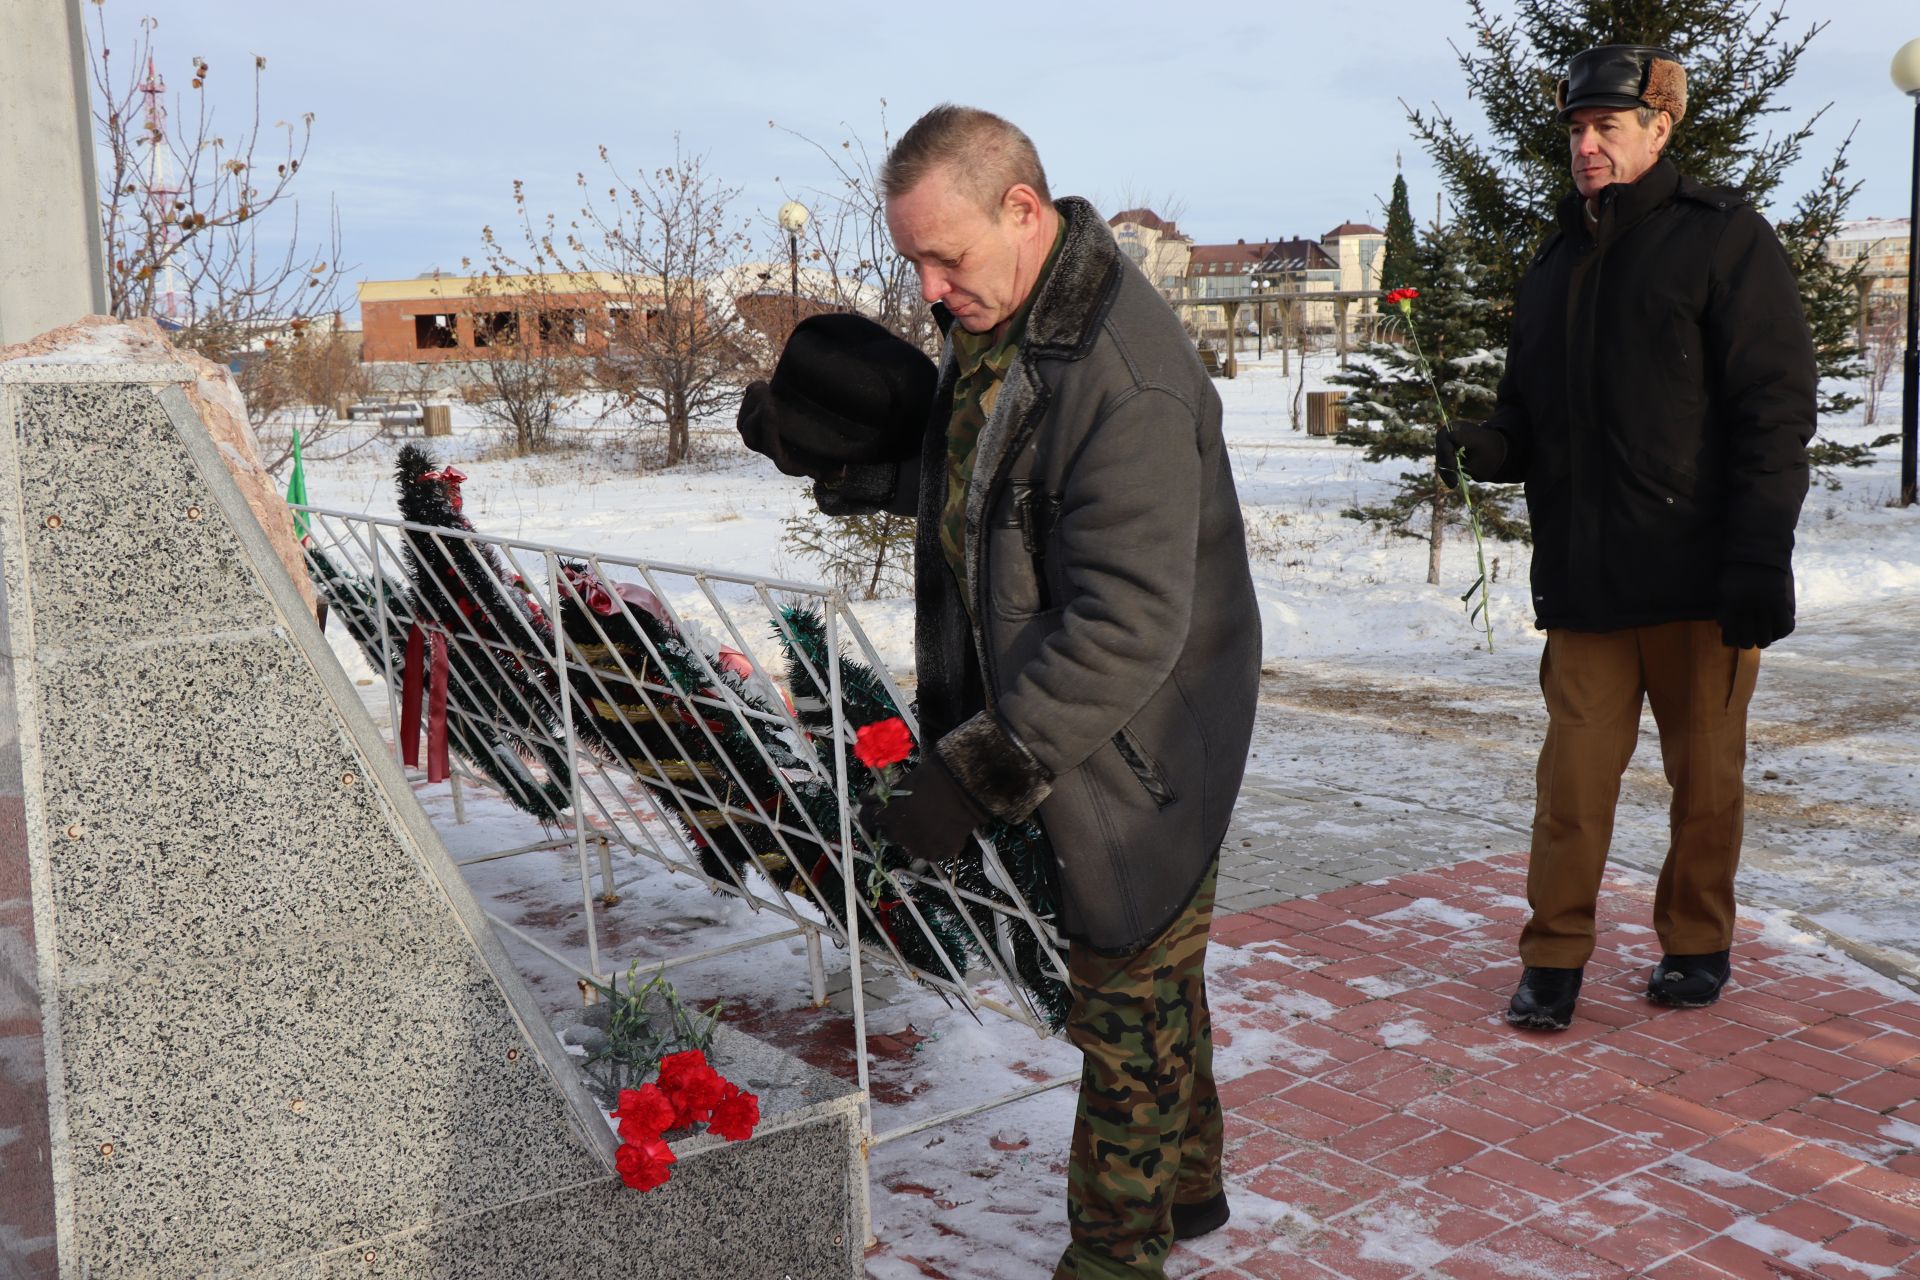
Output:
(1385, 287), (1420, 310)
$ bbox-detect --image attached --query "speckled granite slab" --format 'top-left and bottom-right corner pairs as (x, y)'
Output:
(0, 335), (863, 1279)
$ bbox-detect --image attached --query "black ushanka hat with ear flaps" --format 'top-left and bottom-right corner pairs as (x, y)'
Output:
(1556, 45), (1688, 124)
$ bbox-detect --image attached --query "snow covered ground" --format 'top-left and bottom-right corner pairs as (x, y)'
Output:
(293, 345), (1920, 1276)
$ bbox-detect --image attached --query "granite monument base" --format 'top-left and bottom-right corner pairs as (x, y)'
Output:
(0, 323), (862, 1279)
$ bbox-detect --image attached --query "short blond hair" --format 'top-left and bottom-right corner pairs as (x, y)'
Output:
(881, 104), (1051, 215)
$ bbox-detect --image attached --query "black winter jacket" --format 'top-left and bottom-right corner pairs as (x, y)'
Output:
(1479, 159), (1815, 631)
(821, 197), (1261, 952)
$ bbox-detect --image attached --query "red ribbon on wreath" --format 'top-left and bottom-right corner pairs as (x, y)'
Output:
(401, 622), (451, 783)
(418, 465), (467, 512)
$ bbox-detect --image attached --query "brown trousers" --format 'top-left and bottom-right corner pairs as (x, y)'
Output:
(1520, 621), (1761, 968)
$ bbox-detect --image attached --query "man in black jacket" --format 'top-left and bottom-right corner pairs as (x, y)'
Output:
(1440, 46), (1815, 1031)
(739, 106), (1260, 1278)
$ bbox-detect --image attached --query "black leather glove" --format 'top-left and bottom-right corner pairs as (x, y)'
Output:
(1437, 420), (1509, 489)
(862, 757), (989, 864)
(1718, 563), (1795, 650)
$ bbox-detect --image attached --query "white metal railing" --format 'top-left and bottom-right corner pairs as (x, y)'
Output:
(296, 504), (1076, 1160)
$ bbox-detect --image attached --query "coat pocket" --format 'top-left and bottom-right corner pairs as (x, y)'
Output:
(1017, 486), (1063, 611)
(1619, 440), (1701, 507)
(1111, 725), (1175, 809)
(1653, 305), (1710, 417)
(990, 482), (1062, 617)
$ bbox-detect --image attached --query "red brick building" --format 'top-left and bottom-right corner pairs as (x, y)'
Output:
(356, 272), (659, 364)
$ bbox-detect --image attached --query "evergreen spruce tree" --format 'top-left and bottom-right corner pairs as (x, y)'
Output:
(1379, 171), (1419, 295)
(1778, 136), (1865, 422)
(1775, 136), (1898, 482)
(1409, 3), (1871, 456)
(1333, 220), (1530, 590)
(780, 508), (915, 600)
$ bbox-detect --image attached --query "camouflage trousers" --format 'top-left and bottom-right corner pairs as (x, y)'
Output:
(1053, 864), (1221, 1280)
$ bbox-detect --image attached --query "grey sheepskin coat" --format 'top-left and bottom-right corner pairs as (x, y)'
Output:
(822, 196), (1261, 953)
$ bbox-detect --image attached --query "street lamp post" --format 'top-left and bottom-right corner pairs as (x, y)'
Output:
(1252, 277), (1268, 361)
(1894, 37), (1920, 507)
(777, 199), (810, 333)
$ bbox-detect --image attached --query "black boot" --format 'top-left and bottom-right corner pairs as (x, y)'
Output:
(1505, 966), (1582, 1031)
(1647, 950), (1731, 1007)
(1171, 1190), (1230, 1241)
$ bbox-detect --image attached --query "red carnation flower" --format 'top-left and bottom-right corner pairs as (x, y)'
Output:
(656, 1049), (710, 1091)
(611, 1083), (676, 1142)
(708, 1083), (761, 1142)
(668, 1067), (730, 1127)
(615, 1134), (676, 1191)
(853, 716), (914, 771)
(657, 1050), (729, 1126)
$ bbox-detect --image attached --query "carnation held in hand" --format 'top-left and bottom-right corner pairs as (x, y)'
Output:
(854, 716), (917, 826)
(1389, 285), (1495, 649)
(853, 716), (915, 771)
(609, 1049), (761, 1192)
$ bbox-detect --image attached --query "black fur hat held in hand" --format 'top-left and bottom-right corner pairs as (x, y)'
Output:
(737, 313), (937, 476)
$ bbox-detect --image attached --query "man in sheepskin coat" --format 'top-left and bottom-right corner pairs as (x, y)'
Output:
(1440, 46), (1815, 1033)
(740, 105), (1260, 1279)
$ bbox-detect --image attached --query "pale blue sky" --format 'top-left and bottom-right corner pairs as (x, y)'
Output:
(87, 0), (1920, 305)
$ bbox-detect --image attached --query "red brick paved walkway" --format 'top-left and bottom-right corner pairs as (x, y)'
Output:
(1185, 853), (1920, 1279)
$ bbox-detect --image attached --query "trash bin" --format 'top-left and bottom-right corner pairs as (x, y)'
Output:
(1306, 390), (1346, 437)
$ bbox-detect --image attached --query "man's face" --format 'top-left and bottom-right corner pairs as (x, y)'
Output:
(1567, 106), (1670, 199)
(886, 167), (1049, 335)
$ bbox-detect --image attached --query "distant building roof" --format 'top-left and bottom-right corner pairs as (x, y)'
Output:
(357, 271), (635, 303)
(1832, 218), (1910, 242)
(1110, 207), (1183, 237)
(1256, 239), (1339, 274)
(1186, 241), (1276, 275)
(1323, 221), (1385, 240)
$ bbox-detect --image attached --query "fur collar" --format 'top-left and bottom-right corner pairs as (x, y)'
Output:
(926, 197), (1125, 733)
(950, 196), (1125, 566)
(1024, 197), (1124, 360)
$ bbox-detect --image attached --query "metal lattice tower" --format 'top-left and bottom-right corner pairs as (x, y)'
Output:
(136, 52), (185, 321)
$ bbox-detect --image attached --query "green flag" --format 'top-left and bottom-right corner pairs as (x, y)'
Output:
(286, 425), (309, 542)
